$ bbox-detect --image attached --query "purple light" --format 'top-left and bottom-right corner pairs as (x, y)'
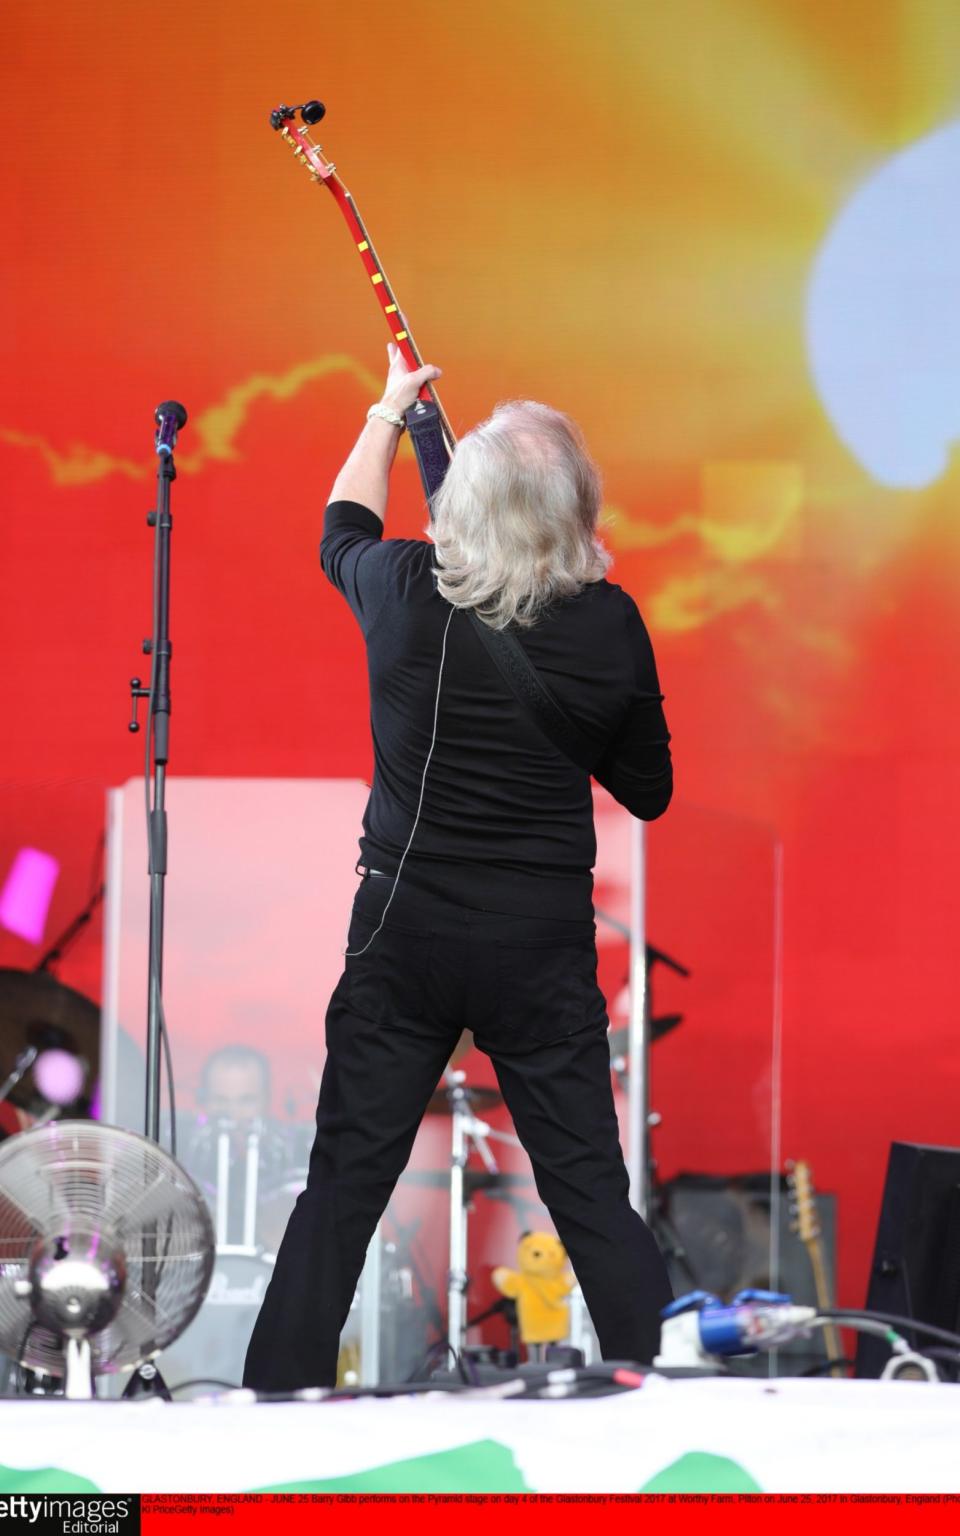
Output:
(0, 847), (60, 944)
(34, 1049), (86, 1106)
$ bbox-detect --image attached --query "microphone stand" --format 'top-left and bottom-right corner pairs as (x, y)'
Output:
(143, 445), (173, 1146)
(129, 403), (186, 1146)
(124, 402), (186, 1403)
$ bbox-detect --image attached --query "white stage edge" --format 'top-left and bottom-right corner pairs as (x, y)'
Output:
(1, 1378), (959, 1495)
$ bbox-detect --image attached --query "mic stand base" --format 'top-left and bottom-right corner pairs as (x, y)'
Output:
(122, 1361), (172, 1401)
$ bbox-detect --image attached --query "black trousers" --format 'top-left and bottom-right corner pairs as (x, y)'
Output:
(242, 874), (672, 1390)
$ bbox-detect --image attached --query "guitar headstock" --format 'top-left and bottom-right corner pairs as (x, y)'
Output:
(787, 1158), (821, 1245)
(270, 101), (336, 183)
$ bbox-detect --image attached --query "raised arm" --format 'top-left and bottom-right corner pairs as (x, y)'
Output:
(328, 343), (441, 523)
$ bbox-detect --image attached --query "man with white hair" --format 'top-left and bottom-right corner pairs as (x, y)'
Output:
(244, 346), (674, 1391)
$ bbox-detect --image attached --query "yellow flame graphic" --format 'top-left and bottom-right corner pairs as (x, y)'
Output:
(3, 386), (804, 637)
(0, 355), (387, 486)
(0, 428), (144, 486)
(182, 356), (384, 472)
(605, 461), (802, 631)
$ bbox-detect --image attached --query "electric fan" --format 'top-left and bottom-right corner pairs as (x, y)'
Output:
(0, 1121), (214, 1397)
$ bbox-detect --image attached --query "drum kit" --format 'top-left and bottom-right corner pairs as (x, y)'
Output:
(162, 1058), (537, 1391)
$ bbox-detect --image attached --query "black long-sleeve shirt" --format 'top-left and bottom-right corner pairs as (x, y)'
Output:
(321, 500), (672, 919)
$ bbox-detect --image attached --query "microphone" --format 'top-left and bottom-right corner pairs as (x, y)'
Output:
(155, 400), (188, 457)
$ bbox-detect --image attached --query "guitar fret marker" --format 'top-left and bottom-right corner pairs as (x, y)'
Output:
(271, 108), (453, 455)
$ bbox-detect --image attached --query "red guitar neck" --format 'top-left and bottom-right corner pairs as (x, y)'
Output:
(277, 120), (455, 451)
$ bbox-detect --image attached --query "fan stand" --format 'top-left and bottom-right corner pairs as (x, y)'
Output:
(64, 1338), (93, 1400)
(122, 1359), (172, 1401)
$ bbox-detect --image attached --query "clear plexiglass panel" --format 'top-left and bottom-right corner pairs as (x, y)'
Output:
(101, 777), (785, 1388)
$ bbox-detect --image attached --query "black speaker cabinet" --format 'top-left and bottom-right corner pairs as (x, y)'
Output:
(660, 1171), (837, 1376)
(856, 1141), (960, 1379)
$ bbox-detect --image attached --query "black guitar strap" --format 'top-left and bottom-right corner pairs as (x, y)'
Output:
(405, 400), (451, 512)
(466, 612), (597, 774)
(404, 401), (596, 775)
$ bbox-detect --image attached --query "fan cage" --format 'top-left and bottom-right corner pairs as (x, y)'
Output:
(0, 1121), (214, 1377)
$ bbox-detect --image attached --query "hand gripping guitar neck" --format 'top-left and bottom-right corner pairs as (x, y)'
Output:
(269, 99), (454, 506)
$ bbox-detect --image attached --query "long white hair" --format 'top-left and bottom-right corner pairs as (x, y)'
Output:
(429, 400), (611, 630)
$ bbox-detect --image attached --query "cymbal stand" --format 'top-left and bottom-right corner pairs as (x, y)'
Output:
(0, 1048), (38, 1109)
(444, 1069), (522, 1356)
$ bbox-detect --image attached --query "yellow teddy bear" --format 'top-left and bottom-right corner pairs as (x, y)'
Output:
(492, 1231), (575, 1348)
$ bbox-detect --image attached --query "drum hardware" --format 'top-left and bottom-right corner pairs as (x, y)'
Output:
(439, 1069), (523, 1357)
(381, 1211), (445, 1341)
(0, 842), (104, 1123)
(0, 969), (99, 1117)
(567, 1284), (596, 1363)
(157, 1249), (277, 1395)
(608, 1016), (683, 1057)
(159, 1121), (309, 1393)
(0, 1045), (39, 1109)
(26, 1103), (63, 1130)
(425, 1083), (502, 1117)
(212, 1125), (260, 1250)
(598, 920), (690, 1249)
(181, 1114), (311, 1253)
(463, 1298), (521, 1364)
(257, 1174), (305, 1258)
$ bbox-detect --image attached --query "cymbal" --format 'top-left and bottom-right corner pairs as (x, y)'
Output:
(425, 1083), (502, 1116)
(0, 968), (100, 1109)
(608, 1013), (684, 1055)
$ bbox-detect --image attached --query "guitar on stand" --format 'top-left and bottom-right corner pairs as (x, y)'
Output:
(787, 1158), (845, 1376)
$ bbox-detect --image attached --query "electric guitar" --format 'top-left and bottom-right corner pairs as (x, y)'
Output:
(269, 99), (455, 499)
(787, 1157), (843, 1374)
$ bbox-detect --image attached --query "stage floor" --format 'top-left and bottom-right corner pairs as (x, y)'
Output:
(1, 1376), (959, 1494)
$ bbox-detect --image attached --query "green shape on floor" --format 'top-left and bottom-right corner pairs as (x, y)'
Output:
(0, 1462), (101, 1494)
(640, 1451), (762, 1493)
(252, 1438), (531, 1493)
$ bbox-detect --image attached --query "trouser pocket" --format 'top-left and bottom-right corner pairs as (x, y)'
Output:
(486, 937), (606, 1050)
